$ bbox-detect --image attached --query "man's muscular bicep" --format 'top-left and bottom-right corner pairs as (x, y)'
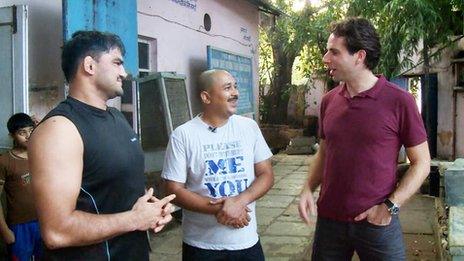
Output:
(29, 116), (84, 240)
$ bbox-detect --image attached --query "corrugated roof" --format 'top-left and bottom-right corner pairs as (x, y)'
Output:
(245, 0), (282, 16)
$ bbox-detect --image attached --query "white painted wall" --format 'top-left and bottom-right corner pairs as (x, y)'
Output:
(1, 0), (260, 120)
(0, 0), (64, 120)
(305, 76), (325, 117)
(2, 0), (262, 172)
(137, 0), (260, 115)
(456, 92), (464, 158)
(403, 38), (464, 159)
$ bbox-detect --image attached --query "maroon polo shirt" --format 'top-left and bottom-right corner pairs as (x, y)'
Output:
(317, 75), (427, 221)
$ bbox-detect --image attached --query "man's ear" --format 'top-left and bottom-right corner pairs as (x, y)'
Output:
(200, 90), (211, 104)
(83, 56), (96, 75)
(356, 50), (367, 66)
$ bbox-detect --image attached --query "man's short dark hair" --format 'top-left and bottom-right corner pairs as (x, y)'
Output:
(331, 17), (381, 70)
(7, 113), (34, 134)
(61, 30), (126, 83)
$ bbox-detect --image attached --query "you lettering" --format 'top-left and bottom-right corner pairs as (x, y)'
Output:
(205, 179), (249, 197)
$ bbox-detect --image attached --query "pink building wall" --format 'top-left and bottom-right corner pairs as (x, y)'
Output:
(137, 0), (260, 116)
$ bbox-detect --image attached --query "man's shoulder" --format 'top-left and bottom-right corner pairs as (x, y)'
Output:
(40, 99), (77, 129)
(322, 85), (343, 101)
(31, 115), (82, 151)
(177, 117), (199, 130)
(107, 106), (121, 114)
(0, 152), (15, 175)
(107, 107), (130, 123)
(37, 115), (77, 131)
(230, 114), (258, 127)
(382, 80), (416, 104)
(384, 80), (410, 95)
(44, 98), (73, 116)
(171, 117), (200, 138)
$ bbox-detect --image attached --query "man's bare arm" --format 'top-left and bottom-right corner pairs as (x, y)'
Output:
(0, 178), (15, 244)
(298, 140), (326, 224)
(0, 202), (14, 244)
(30, 116), (174, 249)
(241, 159), (274, 203)
(354, 141), (430, 225)
(164, 180), (222, 215)
(165, 180), (252, 228)
(211, 159), (274, 226)
(216, 159), (274, 205)
(390, 141), (431, 206)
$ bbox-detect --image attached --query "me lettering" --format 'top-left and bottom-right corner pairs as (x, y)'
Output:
(205, 156), (244, 176)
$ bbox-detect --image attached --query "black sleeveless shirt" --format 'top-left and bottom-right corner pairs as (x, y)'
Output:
(42, 97), (149, 261)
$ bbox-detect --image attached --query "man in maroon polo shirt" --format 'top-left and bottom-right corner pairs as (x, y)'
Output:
(298, 18), (431, 260)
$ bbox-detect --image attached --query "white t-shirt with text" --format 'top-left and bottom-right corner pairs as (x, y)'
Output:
(161, 114), (273, 250)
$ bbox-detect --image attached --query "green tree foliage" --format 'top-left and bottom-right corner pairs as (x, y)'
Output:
(348, 0), (463, 77)
(259, 1), (309, 123)
(298, 0), (347, 77)
(259, 0), (463, 124)
(259, 0), (346, 124)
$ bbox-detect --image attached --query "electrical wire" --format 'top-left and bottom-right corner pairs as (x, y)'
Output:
(397, 35), (464, 77)
(137, 11), (254, 49)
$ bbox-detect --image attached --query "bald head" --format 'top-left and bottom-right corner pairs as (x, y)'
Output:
(198, 69), (231, 92)
(198, 69), (239, 117)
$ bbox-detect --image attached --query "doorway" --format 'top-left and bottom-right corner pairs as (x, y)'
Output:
(0, 5), (28, 151)
(421, 74), (438, 158)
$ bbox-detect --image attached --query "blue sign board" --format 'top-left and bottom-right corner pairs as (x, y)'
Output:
(207, 46), (254, 115)
(62, 0), (138, 76)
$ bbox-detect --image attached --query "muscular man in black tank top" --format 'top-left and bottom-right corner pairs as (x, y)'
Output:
(29, 31), (176, 260)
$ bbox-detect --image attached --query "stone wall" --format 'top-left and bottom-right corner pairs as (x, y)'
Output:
(444, 158), (464, 260)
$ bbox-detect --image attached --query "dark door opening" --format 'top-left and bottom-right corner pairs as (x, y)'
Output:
(421, 74), (438, 158)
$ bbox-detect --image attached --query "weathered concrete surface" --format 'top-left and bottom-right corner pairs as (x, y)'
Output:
(149, 154), (439, 260)
(445, 159), (464, 206)
(148, 219), (183, 260)
(404, 234), (438, 260)
(449, 207), (464, 256)
(401, 195), (440, 260)
(400, 209), (435, 234)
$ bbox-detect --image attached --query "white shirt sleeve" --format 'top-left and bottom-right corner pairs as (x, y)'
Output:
(252, 121), (273, 163)
(161, 132), (188, 183)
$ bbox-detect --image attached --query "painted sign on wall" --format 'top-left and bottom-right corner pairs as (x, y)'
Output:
(207, 46), (254, 116)
(171, 0), (197, 11)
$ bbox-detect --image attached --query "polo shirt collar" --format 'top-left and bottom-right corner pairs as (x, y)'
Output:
(337, 75), (386, 99)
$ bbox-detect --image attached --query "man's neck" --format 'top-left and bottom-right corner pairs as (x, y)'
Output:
(344, 70), (379, 97)
(68, 81), (108, 110)
(200, 111), (230, 128)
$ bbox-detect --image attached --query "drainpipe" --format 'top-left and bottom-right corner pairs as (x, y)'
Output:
(453, 89), (457, 160)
